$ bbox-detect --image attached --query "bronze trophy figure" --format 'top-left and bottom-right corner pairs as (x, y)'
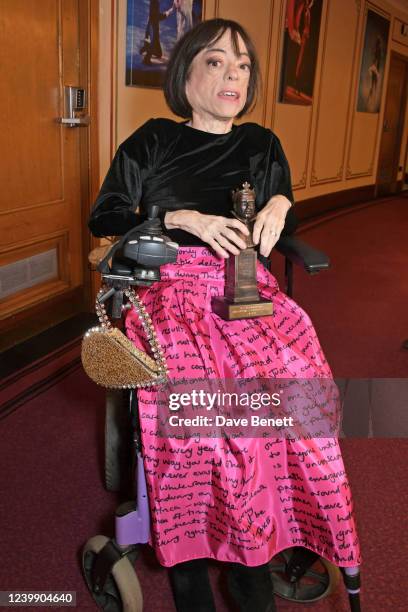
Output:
(211, 182), (273, 320)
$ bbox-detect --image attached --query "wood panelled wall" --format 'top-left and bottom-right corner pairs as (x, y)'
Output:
(99, 0), (408, 203)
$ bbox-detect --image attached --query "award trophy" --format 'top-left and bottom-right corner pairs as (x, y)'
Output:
(211, 182), (273, 320)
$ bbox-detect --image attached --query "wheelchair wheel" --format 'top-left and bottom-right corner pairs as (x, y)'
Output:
(105, 390), (132, 492)
(82, 535), (142, 612)
(269, 549), (340, 603)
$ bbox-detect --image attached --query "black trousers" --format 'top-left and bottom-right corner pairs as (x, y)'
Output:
(168, 558), (276, 612)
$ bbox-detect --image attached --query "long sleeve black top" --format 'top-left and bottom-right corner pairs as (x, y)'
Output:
(89, 118), (297, 244)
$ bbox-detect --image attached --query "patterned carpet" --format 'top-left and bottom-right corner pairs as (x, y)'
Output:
(0, 195), (407, 611)
(0, 365), (406, 611)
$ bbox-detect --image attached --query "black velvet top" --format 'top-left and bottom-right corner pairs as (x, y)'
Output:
(89, 118), (297, 245)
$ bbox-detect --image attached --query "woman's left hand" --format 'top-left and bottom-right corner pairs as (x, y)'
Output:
(252, 195), (292, 257)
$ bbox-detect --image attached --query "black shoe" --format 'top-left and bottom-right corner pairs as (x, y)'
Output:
(168, 559), (216, 612)
(227, 562), (276, 612)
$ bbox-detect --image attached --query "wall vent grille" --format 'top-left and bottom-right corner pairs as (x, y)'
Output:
(0, 249), (58, 300)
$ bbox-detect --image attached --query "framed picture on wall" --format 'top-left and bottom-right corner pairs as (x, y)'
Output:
(126, 0), (203, 88)
(357, 9), (390, 113)
(279, 0), (323, 105)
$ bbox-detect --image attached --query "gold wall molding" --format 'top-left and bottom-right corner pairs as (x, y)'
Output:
(345, 2), (391, 179)
(261, 0), (275, 126)
(270, 0), (285, 131)
(311, 0), (361, 186)
(293, 170), (307, 190)
(346, 163), (374, 179)
(298, 0), (328, 190)
(310, 0), (343, 186)
(311, 165), (343, 185)
(392, 18), (408, 47)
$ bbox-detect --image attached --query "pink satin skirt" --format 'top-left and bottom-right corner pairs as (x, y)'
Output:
(125, 247), (361, 568)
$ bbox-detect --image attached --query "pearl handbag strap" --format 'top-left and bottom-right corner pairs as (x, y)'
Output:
(95, 287), (168, 377)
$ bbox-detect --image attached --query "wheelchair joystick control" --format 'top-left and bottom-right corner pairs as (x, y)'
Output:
(95, 205), (179, 318)
(97, 204), (178, 287)
(121, 205), (178, 284)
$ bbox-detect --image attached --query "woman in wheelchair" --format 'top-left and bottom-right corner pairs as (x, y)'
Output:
(89, 19), (361, 612)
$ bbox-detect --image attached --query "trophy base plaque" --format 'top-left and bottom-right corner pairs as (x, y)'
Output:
(212, 296), (273, 320)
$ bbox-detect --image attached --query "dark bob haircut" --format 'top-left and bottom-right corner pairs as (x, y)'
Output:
(164, 18), (261, 119)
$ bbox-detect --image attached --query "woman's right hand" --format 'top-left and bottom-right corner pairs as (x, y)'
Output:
(164, 209), (249, 259)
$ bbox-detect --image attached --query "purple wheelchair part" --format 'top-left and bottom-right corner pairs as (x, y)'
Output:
(115, 451), (150, 546)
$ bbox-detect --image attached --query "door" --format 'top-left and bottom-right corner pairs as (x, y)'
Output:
(0, 0), (95, 347)
(376, 53), (408, 196)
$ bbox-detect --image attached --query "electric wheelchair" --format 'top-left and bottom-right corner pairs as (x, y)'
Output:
(82, 210), (362, 611)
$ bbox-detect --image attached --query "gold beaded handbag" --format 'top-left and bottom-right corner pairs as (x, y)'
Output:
(81, 287), (168, 389)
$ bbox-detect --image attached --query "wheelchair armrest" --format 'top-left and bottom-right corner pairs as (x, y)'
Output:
(275, 235), (330, 274)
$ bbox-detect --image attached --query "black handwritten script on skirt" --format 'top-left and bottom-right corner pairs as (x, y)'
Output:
(124, 248), (361, 565)
(141, 427), (360, 562)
